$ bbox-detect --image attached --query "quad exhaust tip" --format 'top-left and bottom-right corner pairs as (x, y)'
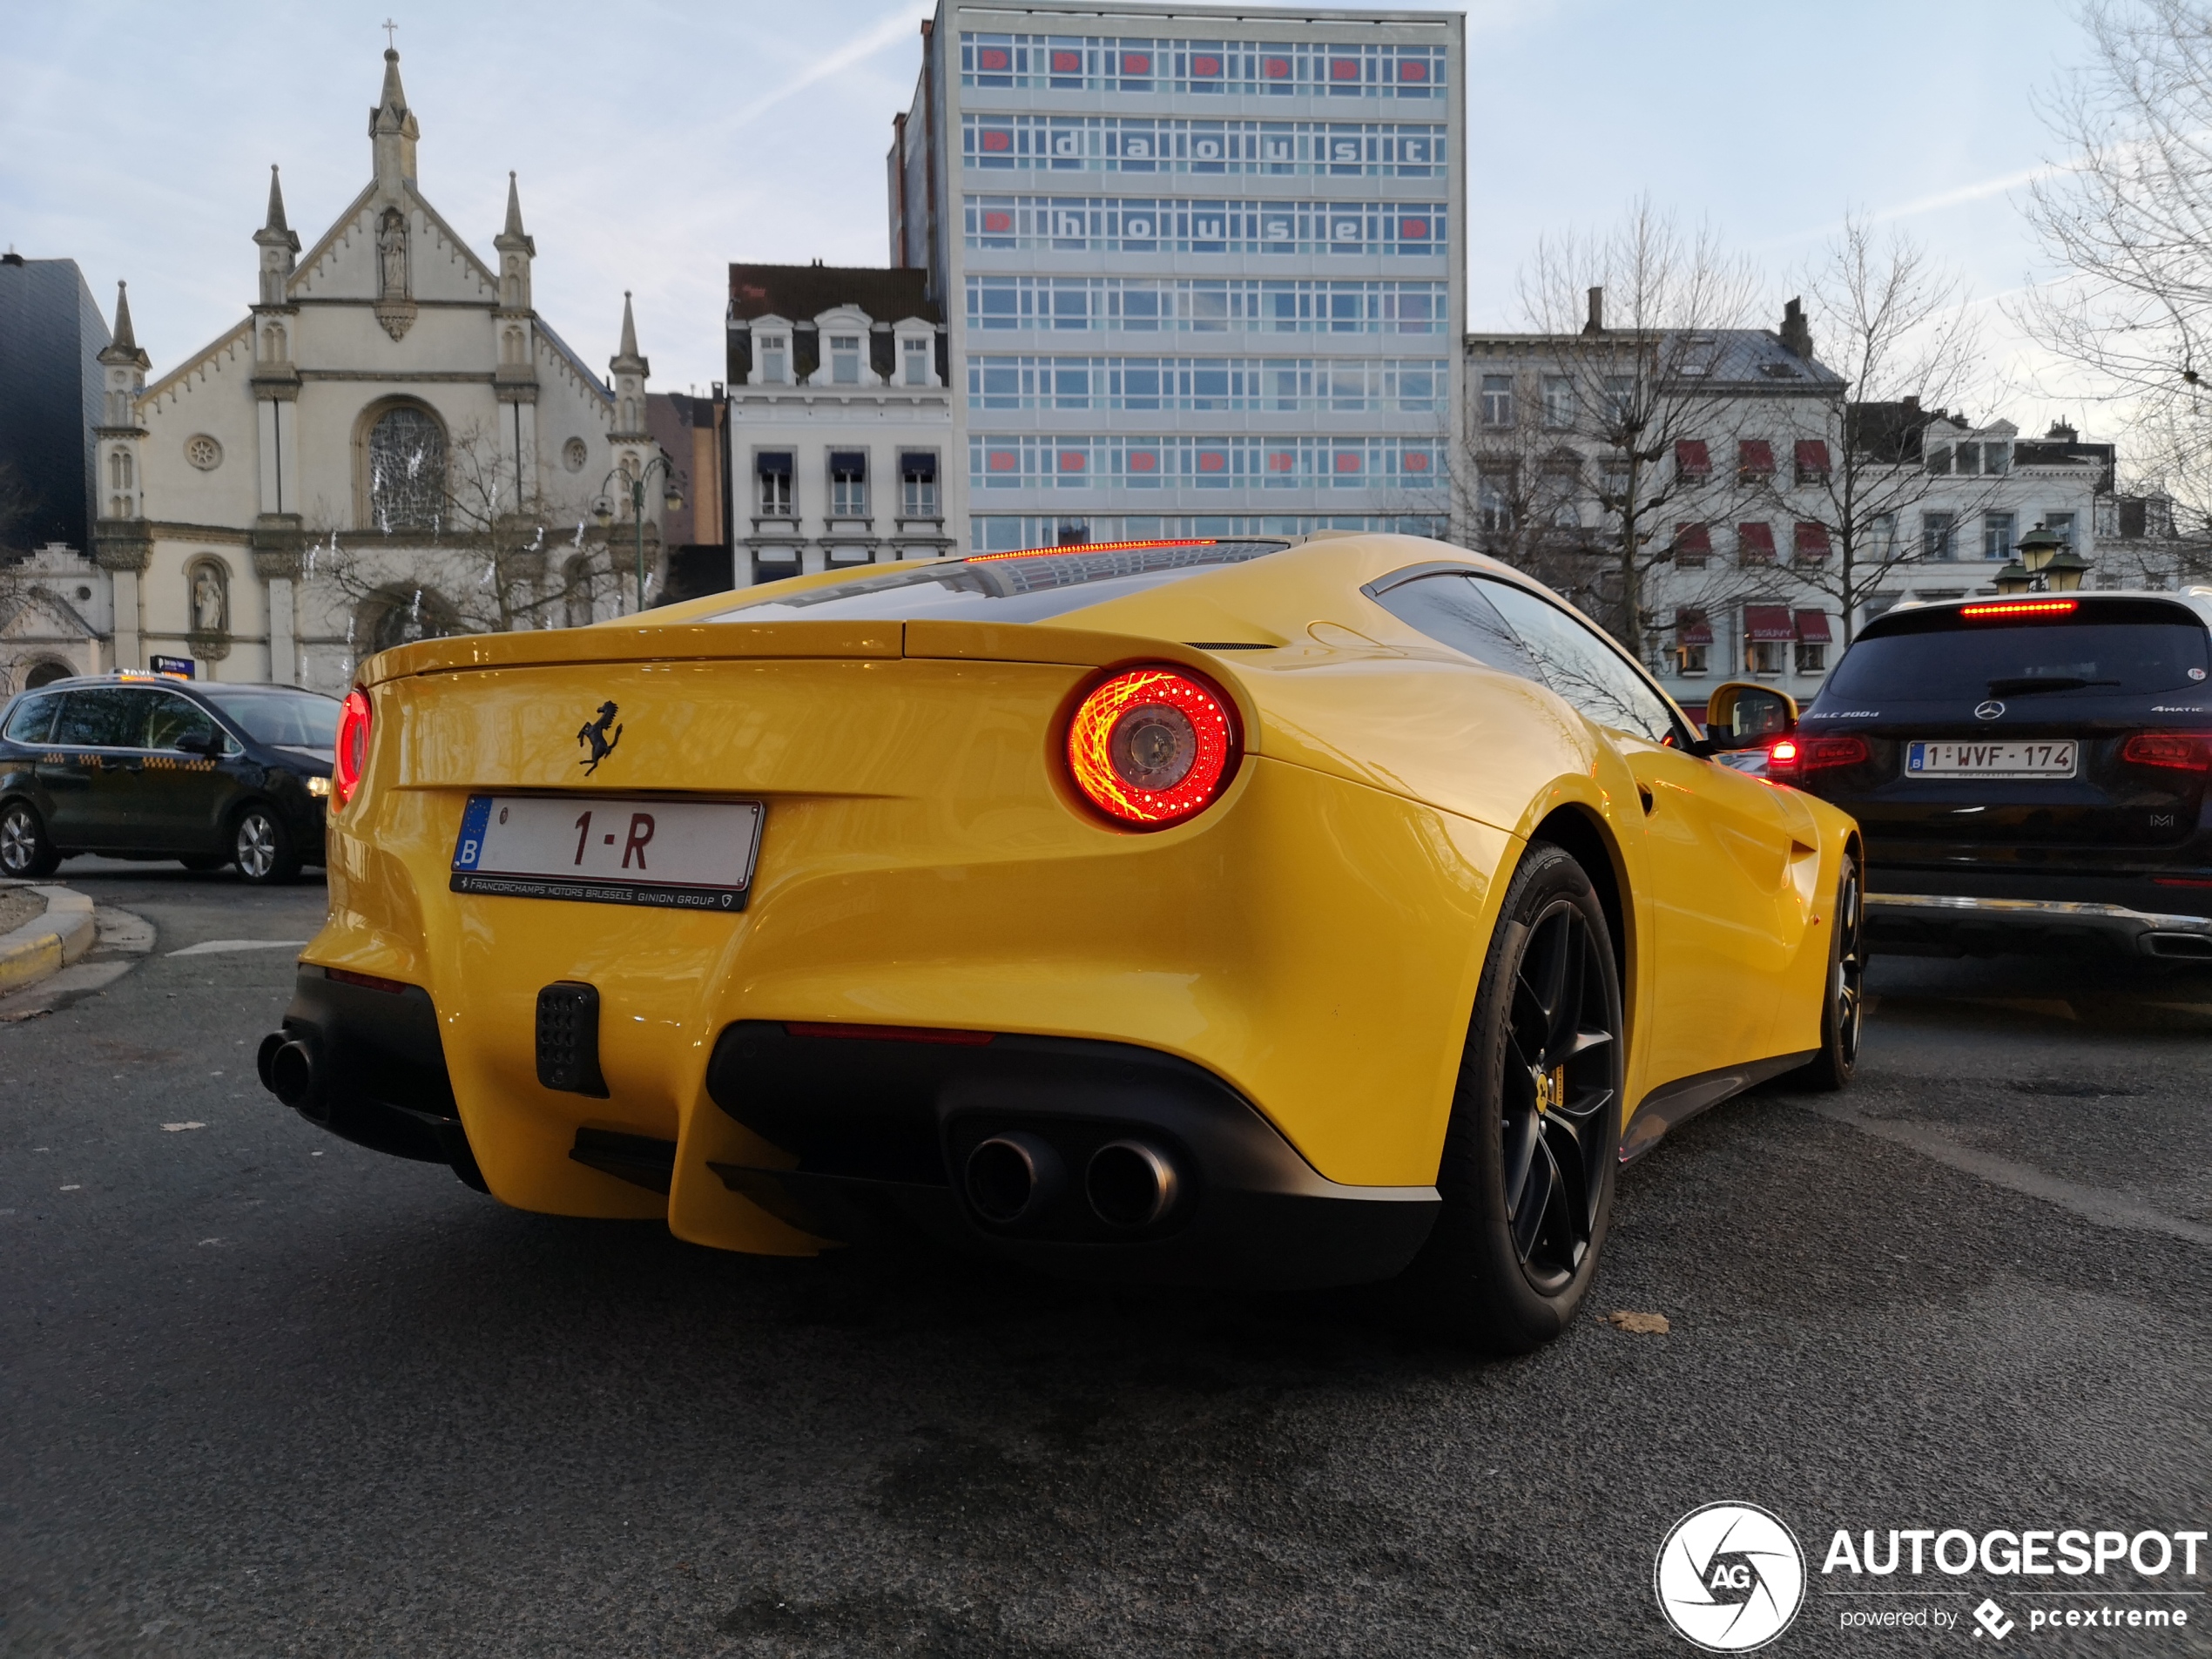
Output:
(1085, 1139), (1179, 1230)
(259, 1032), (321, 1113)
(965, 1131), (1066, 1225)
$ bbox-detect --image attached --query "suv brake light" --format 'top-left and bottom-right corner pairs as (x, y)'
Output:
(1766, 734), (1868, 774)
(2121, 732), (2211, 772)
(333, 687), (372, 808)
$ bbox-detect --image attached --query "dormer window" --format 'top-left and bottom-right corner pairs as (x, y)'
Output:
(830, 335), (862, 385)
(903, 336), (932, 387)
(758, 334), (788, 384)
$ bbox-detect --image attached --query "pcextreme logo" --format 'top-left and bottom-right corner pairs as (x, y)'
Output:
(1655, 1502), (1807, 1652)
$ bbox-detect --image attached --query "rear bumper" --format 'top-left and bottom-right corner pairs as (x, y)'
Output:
(1864, 893), (2212, 960)
(702, 1022), (1440, 1290)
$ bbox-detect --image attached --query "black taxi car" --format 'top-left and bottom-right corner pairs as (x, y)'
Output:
(1750, 590), (2212, 960)
(0, 673), (338, 884)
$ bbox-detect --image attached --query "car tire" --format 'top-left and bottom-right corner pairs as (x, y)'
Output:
(0, 799), (63, 880)
(1398, 840), (1623, 1353)
(1786, 850), (1865, 1093)
(230, 804), (301, 886)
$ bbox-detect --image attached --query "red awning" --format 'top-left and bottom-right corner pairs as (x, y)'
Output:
(1676, 609), (1714, 645)
(1673, 523), (1711, 555)
(1743, 604), (1795, 641)
(1795, 439), (1831, 476)
(1737, 439), (1775, 475)
(1795, 609), (1833, 643)
(1737, 522), (1776, 558)
(1675, 439), (1711, 476)
(1794, 521), (1831, 557)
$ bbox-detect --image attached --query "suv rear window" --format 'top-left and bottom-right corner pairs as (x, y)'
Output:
(1824, 602), (2212, 703)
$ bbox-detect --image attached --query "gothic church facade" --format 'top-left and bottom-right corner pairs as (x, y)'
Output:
(95, 47), (663, 691)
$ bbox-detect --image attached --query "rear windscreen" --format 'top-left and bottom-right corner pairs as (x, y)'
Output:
(707, 541), (1289, 625)
(1824, 610), (2212, 703)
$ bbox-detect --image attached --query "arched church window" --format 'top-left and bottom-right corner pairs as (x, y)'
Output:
(363, 584), (460, 655)
(367, 406), (447, 533)
(622, 398), (637, 432)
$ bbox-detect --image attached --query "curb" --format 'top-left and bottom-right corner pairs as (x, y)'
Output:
(0, 885), (98, 994)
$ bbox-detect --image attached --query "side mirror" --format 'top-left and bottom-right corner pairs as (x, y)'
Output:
(1702, 681), (1799, 751)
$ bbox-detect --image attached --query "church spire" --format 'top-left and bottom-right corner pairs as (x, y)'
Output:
(100, 280), (148, 368)
(255, 165), (301, 304)
(494, 172), (536, 310)
(264, 164), (290, 235)
(368, 45), (420, 190)
(608, 291), (649, 438)
(617, 291), (642, 364)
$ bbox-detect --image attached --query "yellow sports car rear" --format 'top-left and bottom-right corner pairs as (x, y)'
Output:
(260, 534), (1862, 1349)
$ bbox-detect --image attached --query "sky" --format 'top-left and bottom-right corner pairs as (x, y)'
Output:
(1, 1), (2106, 435)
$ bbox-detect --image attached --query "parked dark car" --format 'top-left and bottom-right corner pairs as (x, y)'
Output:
(1751, 590), (2212, 961)
(0, 674), (337, 884)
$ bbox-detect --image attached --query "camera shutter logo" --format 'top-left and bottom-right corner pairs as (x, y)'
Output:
(1654, 1502), (1805, 1651)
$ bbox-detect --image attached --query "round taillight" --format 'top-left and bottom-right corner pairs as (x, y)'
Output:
(332, 686), (372, 810)
(1065, 666), (1238, 828)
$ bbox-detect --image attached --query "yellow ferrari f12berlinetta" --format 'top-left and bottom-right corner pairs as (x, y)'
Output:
(260, 535), (1862, 1350)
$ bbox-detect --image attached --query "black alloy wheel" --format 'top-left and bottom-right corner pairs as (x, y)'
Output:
(1791, 851), (1864, 1092)
(0, 799), (62, 880)
(1399, 840), (1623, 1352)
(231, 804), (301, 886)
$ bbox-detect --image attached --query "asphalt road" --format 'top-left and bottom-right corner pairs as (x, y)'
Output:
(3, 861), (2208, 1658)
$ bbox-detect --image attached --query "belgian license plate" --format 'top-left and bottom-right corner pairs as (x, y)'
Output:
(1906, 739), (2078, 779)
(449, 795), (763, 910)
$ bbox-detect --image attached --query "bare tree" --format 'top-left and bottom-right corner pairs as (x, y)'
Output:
(1754, 217), (1987, 643)
(2019, 0), (2212, 526)
(1513, 198), (1764, 659)
(311, 421), (625, 668)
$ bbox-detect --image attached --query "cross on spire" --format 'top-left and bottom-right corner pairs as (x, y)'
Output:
(382, 18), (398, 49)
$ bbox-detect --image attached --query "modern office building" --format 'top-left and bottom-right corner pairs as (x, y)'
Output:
(0, 252), (109, 558)
(888, 1), (1464, 553)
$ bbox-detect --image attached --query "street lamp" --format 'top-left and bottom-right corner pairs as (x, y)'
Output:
(592, 455), (685, 613)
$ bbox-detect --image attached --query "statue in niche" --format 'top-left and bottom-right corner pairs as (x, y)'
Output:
(191, 565), (226, 634)
(377, 208), (410, 298)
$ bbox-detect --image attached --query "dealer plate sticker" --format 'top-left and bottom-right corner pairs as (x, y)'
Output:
(1907, 739), (2077, 779)
(450, 795), (763, 911)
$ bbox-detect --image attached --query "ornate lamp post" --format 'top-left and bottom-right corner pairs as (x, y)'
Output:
(1995, 522), (2088, 595)
(592, 457), (685, 613)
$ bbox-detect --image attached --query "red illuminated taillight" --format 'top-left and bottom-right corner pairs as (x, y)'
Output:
(2121, 732), (2211, 772)
(332, 686), (372, 809)
(1766, 733), (1868, 774)
(1065, 665), (1239, 828)
(1959, 598), (2079, 620)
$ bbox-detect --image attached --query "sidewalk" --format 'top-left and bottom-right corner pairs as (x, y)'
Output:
(0, 880), (98, 995)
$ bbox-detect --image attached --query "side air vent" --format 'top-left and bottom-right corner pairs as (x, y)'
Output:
(536, 981), (609, 1096)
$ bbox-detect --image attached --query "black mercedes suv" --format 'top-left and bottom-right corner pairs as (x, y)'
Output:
(0, 674), (337, 884)
(1764, 590), (2212, 961)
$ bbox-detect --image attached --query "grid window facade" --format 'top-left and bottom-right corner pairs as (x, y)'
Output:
(970, 512), (1447, 551)
(970, 434), (1441, 490)
(961, 114), (1447, 176)
(961, 35), (1447, 98)
(965, 196), (1446, 256)
(968, 355), (1445, 415)
(966, 275), (1447, 334)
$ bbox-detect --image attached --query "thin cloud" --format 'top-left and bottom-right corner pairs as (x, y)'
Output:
(718, 6), (929, 135)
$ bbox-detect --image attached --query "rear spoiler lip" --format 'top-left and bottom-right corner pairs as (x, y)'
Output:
(357, 617), (1251, 688)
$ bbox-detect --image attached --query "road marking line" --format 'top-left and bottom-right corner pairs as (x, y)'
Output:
(1803, 1100), (2212, 1246)
(165, 940), (308, 958)
(160, 1122), (205, 1132)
